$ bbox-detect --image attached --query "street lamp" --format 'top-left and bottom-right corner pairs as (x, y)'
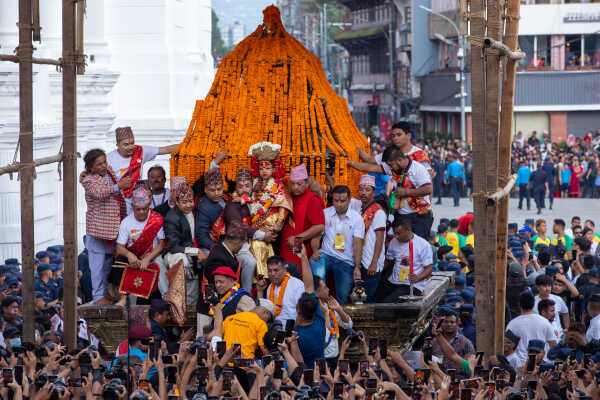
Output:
(419, 5), (466, 143)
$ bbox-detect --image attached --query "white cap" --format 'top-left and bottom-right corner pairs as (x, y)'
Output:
(259, 298), (275, 316)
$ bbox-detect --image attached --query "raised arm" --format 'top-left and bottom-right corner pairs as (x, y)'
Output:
(347, 160), (386, 174)
(299, 247), (314, 294)
(157, 144), (178, 155)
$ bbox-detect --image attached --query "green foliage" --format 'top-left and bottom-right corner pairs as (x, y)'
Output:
(555, 141), (569, 151)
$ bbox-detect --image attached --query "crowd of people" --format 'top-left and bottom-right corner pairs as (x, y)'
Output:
(368, 128), (600, 209)
(2, 123), (600, 399)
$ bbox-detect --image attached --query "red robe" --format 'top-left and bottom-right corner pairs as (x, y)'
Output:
(280, 189), (325, 266)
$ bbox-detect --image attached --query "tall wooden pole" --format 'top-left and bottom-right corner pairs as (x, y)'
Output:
(63, 0), (78, 350)
(495, 0), (521, 353)
(18, 0), (35, 343)
(472, 0), (503, 354)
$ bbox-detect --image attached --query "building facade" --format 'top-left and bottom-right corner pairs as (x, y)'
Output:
(419, 0), (600, 142)
(227, 21), (246, 47)
(0, 0), (214, 261)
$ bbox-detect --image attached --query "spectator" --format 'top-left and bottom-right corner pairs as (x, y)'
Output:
(432, 312), (475, 371)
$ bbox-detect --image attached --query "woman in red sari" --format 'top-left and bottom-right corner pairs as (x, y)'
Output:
(569, 158), (584, 198)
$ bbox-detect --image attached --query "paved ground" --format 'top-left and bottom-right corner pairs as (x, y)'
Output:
(432, 197), (600, 228)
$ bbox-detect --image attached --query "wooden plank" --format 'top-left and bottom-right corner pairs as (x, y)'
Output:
(495, 0), (521, 354)
(62, 0), (79, 350)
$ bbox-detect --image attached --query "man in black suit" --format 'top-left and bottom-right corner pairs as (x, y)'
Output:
(196, 221), (247, 336)
(164, 182), (206, 305)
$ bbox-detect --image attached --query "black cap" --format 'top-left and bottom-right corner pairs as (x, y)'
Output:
(150, 299), (170, 313)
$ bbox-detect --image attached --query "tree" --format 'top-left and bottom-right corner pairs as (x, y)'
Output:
(211, 9), (230, 59)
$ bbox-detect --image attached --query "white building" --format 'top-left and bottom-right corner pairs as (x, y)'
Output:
(0, 0), (214, 261)
(227, 21), (245, 47)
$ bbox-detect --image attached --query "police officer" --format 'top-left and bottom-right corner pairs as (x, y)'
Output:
(530, 167), (548, 215)
(35, 264), (59, 303)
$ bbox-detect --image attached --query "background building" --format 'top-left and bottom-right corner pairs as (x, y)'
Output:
(226, 21), (246, 47)
(419, 0), (600, 142)
(0, 0), (214, 260)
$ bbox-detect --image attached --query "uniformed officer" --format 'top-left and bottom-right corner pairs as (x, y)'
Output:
(35, 264), (59, 302)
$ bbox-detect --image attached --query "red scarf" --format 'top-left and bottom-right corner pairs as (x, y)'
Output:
(121, 145), (143, 198)
(393, 161), (430, 215)
(127, 211), (164, 259)
(361, 202), (383, 234)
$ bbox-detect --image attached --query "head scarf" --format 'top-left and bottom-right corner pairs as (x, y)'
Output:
(131, 187), (151, 207)
(115, 126), (134, 143)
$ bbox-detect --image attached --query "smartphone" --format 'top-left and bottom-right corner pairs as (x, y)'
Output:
(359, 360), (369, 378)
(526, 354), (536, 372)
(2, 368), (12, 384)
(274, 360), (284, 379)
(260, 386), (270, 400)
(379, 339), (388, 359)
(463, 379), (479, 389)
(139, 379), (150, 391)
(527, 380), (537, 393)
(423, 343), (433, 364)
(333, 382), (344, 399)
(293, 236), (303, 253)
(436, 318), (445, 331)
(414, 369), (425, 385)
(217, 341), (227, 359)
(204, 284), (216, 301)
(576, 369), (585, 379)
(166, 366), (177, 384)
(596, 371), (600, 385)
(476, 351), (484, 366)
(584, 353), (591, 368)
(68, 378), (82, 387)
(197, 366), (209, 381)
(198, 347), (208, 364)
(572, 250), (577, 259)
(285, 319), (295, 337)
(422, 368), (431, 384)
(461, 390), (473, 400)
(338, 359), (349, 374)
(162, 354), (174, 364)
(303, 369), (314, 385)
(385, 390), (396, 400)
(316, 358), (327, 372)
(80, 365), (90, 379)
(368, 338), (378, 355)
(495, 379), (505, 391)
(366, 378), (377, 394)
(275, 330), (285, 345)
(448, 369), (457, 382)
(14, 365), (23, 386)
(149, 340), (159, 360)
(262, 355), (273, 367)
(237, 358), (252, 368)
(486, 382), (495, 399)
(222, 370), (233, 392)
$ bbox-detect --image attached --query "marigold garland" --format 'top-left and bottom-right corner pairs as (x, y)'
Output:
(170, 5), (368, 195)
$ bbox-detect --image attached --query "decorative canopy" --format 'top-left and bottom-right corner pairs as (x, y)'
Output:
(171, 5), (368, 190)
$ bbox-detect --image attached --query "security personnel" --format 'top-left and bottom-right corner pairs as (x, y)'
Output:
(444, 154), (466, 207)
(35, 264), (59, 302)
(530, 167), (548, 215)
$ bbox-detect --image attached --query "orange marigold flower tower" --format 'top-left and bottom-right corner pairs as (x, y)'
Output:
(171, 5), (368, 191)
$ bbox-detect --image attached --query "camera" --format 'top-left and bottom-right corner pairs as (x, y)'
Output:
(204, 284), (219, 306)
(50, 378), (67, 400)
(345, 328), (363, 343)
(103, 379), (125, 400)
(349, 280), (367, 304)
(131, 390), (151, 400)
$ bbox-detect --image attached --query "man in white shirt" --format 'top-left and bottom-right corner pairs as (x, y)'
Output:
(537, 298), (562, 342)
(586, 294), (600, 342)
(321, 185), (365, 304)
(256, 255), (305, 324)
(107, 126), (178, 215)
(348, 146), (433, 239)
(356, 175), (386, 303)
(505, 290), (556, 368)
(534, 274), (569, 331)
(376, 214), (433, 302)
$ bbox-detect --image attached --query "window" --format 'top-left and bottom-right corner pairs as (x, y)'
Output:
(583, 34), (600, 67)
(517, 36), (551, 68)
(565, 35), (581, 67)
(537, 35), (551, 67)
(518, 36), (534, 68)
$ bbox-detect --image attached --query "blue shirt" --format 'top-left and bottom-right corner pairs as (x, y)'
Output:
(295, 293), (326, 368)
(444, 161), (466, 182)
(560, 168), (571, 185)
(34, 278), (58, 301)
(516, 166), (531, 186)
(370, 173), (390, 197)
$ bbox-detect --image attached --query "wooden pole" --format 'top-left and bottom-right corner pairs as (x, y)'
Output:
(0, 154), (64, 177)
(18, 0), (35, 343)
(62, 0), (78, 350)
(495, 0), (521, 354)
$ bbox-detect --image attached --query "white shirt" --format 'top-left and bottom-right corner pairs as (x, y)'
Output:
(268, 275), (305, 325)
(361, 207), (387, 272)
(534, 294), (568, 340)
(117, 213), (165, 251)
(321, 206), (365, 265)
(395, 160), (432, 214)
(586, 314), (600, 342)
(151, 190), (170, 209)
(505, 313), (556, 367)
(385, 234), (432, 292)
(107, 145), (159, 215)
(324, 309), (353, 358)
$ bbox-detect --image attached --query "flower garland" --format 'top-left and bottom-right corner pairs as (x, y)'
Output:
(209, 283), (242, 316)
(248, 177), (279, 223)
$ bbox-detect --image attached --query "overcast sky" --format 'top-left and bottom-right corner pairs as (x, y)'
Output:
(213, 0), (276, 34)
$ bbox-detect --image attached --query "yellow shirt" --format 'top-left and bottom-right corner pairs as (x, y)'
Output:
(465, 234), (474, 247)
(222, 311), (268, 359)
(446, 232), (461, 256)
